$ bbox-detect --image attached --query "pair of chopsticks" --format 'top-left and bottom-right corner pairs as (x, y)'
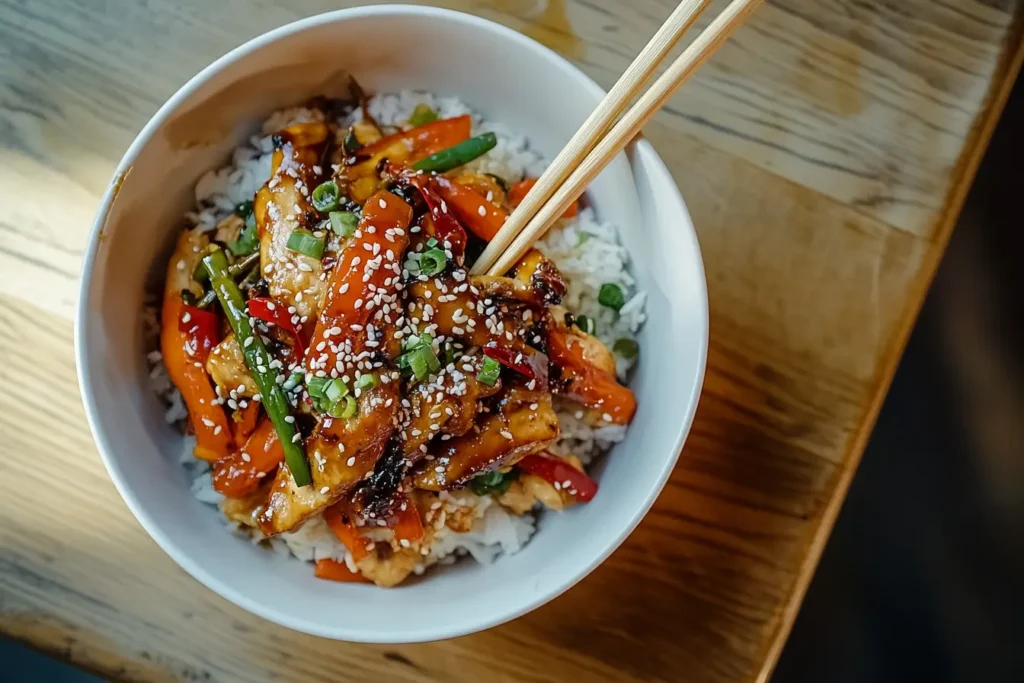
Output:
(470, 0), (763, 276)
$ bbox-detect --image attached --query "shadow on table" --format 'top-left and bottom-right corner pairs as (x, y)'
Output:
(773, 75), (1024, 683)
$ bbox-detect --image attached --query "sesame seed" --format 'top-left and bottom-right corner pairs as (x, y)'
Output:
(320, 486), (330, 494)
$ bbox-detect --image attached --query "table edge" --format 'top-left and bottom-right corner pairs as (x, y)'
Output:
(753, 17), (1024, 683)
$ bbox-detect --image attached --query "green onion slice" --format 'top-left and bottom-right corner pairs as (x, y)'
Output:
(575, 314), (595, 335)
(613, 338), (639, 359)
(419, 247), (448, 276)
(407, 103), (439, 127)
(311, 181), (341, 212)
(329, 211), (358, 237)
(286, 229), (325, 260)
(476, 356), (501, 386)
(355, 373), (377, 390)
(598, 282), (625, 311)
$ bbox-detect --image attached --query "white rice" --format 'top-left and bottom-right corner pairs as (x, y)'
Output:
(146, 90), (645, 575)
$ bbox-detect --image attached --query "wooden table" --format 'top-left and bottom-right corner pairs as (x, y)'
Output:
(1, 1), (1021, 681)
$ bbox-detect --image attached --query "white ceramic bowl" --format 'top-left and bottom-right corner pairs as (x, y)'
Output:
(76, 5), (708, 642)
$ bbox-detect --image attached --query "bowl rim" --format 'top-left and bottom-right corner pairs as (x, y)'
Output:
(75, 3), (709, 642)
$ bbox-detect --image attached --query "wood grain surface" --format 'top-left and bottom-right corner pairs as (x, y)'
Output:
(1, 0), (1021, 681)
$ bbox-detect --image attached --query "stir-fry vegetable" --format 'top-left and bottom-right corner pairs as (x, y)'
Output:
(547, 327), (636, 425)
(598, 282), (625, 311)
(329, 211), (358, 237)
(406, 103), (438, 127)
(213, 419), (284, 498)
(286, 229), (325, 260)
(517, 452), (598, 502)
(247, 296), (310, 361)
(202, 248), (312, 487)
(323, 502), (370, 561)
(314, 558), (369, 582)
(411, 132), (497, 174)
(355, 115), (472, 168)
(433, 176), (507, 241)
(161, 293), (234, 461)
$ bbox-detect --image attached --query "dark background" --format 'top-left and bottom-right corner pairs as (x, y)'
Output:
(1, 75), (1021, 683)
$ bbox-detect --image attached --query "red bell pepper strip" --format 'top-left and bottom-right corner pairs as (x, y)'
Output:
(547, 329), (636, 425)
(518, 452), (598, 502)
(389, 493), (425, 545)
(434, 177), (508, 242)
(323, 502), (371, 561)
(212, 418), (284, 498)
(161, 293), (234, 461)
(509, 178), (579, 218)
(400, 170), (467, 257)
(304, 190), (412, 375)
(356, 115), (472, 164)
(314, 558), (370, 583)
(483, 342), (549, 389)
(247, 297), (310, 361)
(176, 304), (220, 364)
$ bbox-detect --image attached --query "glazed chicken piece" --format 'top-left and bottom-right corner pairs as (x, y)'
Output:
(470, 249), (567, 307)
(204, 334), (258, 398)
(254, 120), (331, 321)
(219, 485), (269, 528)
(256, 381), (400, 536)
(398, 354), (502, 453)
(412, 389), (560, 490)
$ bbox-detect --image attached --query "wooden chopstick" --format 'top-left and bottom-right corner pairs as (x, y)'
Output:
(469, 0), (712, 275)
(472, 0), (763, 276)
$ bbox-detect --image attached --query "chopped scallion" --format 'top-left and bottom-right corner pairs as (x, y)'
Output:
(329, 211), (358, 237)
(477, 356), (501, 386)
(613, 338), (639, 359)
(419, 247), (447, 276)
(229, 212), (259, 256)
(407, 103), (438, 127)
(355, 373), (377, 390)
(575, 314), (595, 335)
(339, 395), (357, 419)
(598, 282), (625, 311)
(286, 229), (325, 260)
(311, 181), (341, 212)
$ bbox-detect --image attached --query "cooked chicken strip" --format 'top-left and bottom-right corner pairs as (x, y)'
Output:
(205, 334), (258, 397)
(412, 390), (559, 490)
(255, 120), (331, 321)
(256, 381), (400, 536)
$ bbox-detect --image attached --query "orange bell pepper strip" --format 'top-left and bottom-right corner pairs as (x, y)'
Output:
(161, 293), (234, 461)
(509, 178), (579, 218)
(547, 328), (636, 425)
(433, 177), (508, 242)
(356, 115), (472, 164)
(314, 558), (370, 583)
(231, 401), (261, 448)
(304, 190), (412, 374)
(323, 502), (371, 561)
(212, 418), (284, 498)
(390, 493), (425, 545)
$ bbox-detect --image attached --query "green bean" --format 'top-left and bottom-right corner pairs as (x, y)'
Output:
(202, 248), (312, 487)
(411, 133), (497, 174)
